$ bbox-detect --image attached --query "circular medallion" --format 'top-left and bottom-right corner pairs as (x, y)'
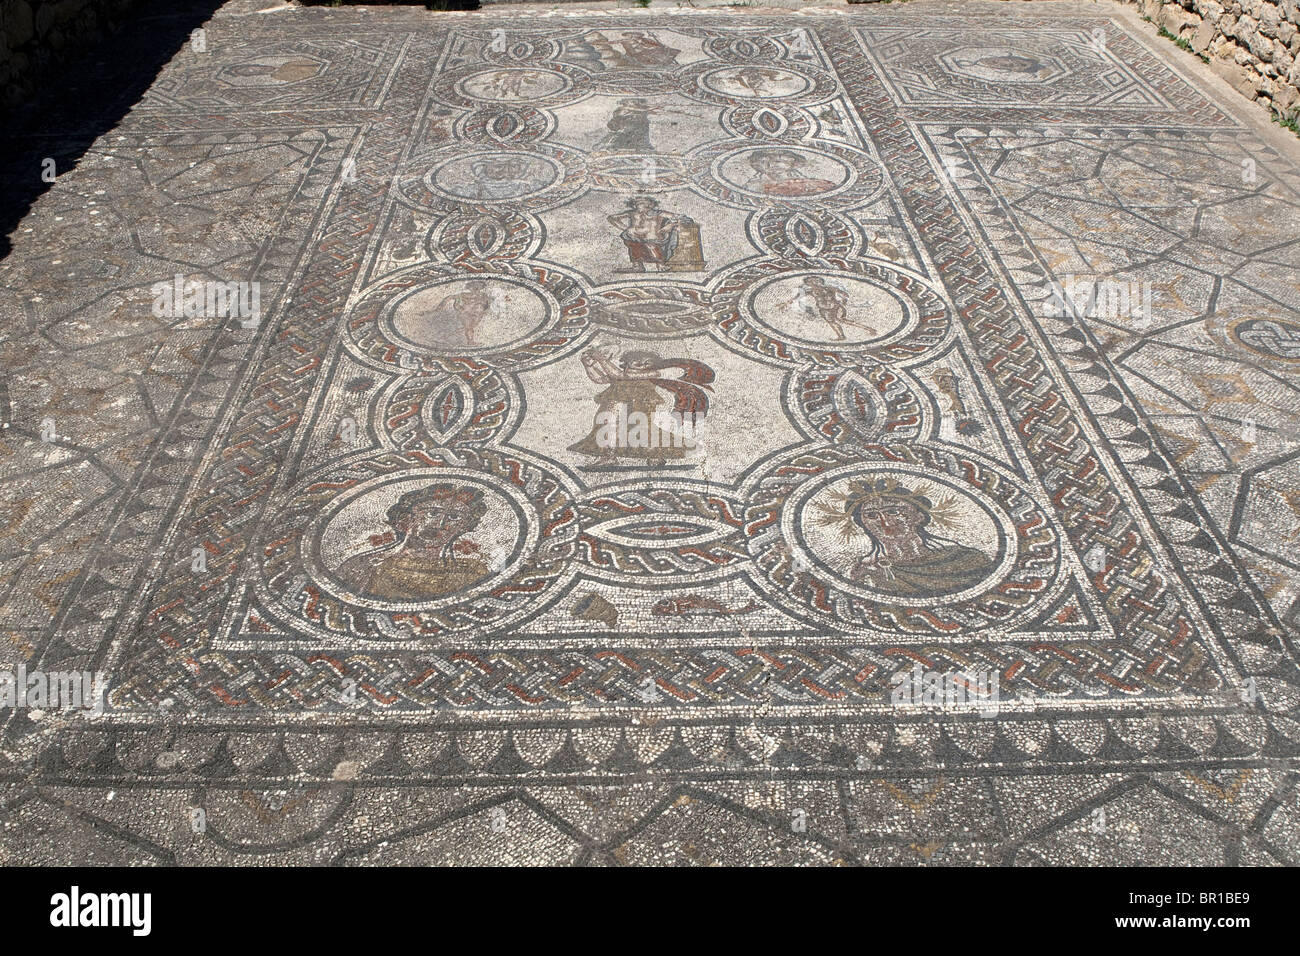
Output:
(458, 68), (569, 102)
(436, 63), (591, 111)
(1204, 306), (1300, 373)
(384, 276), (549, 355)
(315, 474), (528, 608)
(715, 145), (852, 201)
(700, 65), (812, 99)
(690, 141), (884, 211)
(711, 259), (950, 368)
(749, 273), (910, 347)
(745, 445), (1061, 633)
(427, 152), (561, 203)
(793, 470), (1010, 603)
(680, 60), (840, 107)
(399, 144), (586, 215)
(1229, 315), (1300, 364)
(345, 262), (589, 373)
(259, 451), (580, 638)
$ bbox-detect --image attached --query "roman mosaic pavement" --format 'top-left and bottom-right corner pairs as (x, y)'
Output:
(1, 0), (1298, 864)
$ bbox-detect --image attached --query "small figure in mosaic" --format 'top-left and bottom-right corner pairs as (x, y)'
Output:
(465, 155), (545, 200)
(336, 484), (492, 601)
(815, 478), (996, 597)
(776, 275), (879, 341)
(608, 197), (705, 272)
(420, 279), (496, 346)
(615, 32), (682, 68)
(568, 348), (714, 464)
(481, 69), (553, 99)
(571, 592), (619, 626)
(729, 66), (795, 97)
(593, 98), (694, 154)
(865, 230), (903, 261)
(575, 31), (682, 71)
(932, 367), (985, 436)
(594, 98), (657, 152)
(390, 207), (422, 260)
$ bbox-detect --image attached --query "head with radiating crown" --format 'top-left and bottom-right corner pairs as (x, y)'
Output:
(815, 477), (964, 557)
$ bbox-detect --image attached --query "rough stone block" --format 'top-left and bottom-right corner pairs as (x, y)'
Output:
(1212, 53), (1264, 94)
(1195, 0), (1227, 20)
(1242, 21), (1280, 58)
(1163, 4), (1203, 33)
(1273, 81), (1299, 109)
(1193, 18), (1219, 49)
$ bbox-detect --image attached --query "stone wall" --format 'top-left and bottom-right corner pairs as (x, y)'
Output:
(0, 0), (146, 115)
(1123, 0), (1300, 118)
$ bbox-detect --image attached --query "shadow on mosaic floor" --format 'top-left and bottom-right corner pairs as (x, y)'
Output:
(0, 0), (226, 260)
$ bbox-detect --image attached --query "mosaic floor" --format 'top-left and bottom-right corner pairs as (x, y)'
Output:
(1, 0), (1298, 865)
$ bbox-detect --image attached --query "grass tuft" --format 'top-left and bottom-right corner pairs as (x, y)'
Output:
(1273, 111), (1300, 136)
